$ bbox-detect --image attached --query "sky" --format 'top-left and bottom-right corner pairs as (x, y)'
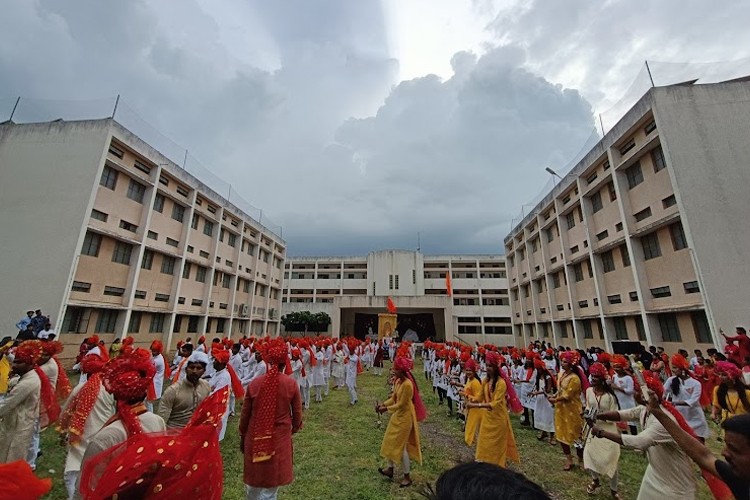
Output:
(2, 0), (750, 256)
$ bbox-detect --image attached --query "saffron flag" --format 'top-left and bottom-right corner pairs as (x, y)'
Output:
(386, 297), (397, 314)
(445, 273), (453, 297)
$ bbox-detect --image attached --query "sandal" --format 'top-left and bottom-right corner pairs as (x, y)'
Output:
(586, 480), (600, 494)
(562, 462), (575, 472)
(537, 432), (546, 441)
(378, 467), (394, 479)
(611, 491), (622, 500)
(399, 479), (413, 488)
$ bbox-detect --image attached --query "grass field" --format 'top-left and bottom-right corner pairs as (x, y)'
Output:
(36, 362), (715, 499)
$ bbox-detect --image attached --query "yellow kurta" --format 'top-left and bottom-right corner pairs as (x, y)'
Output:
(712, 386), (750, 421)
(475, 378), (519, 467)
(554, 372), (583, 446)
(583, 388), (620, 479)
(463, 377), (484, 446)
(380, 378), (422, 465)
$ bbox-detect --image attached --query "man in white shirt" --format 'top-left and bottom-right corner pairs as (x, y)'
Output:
(37, 322), (55, 340)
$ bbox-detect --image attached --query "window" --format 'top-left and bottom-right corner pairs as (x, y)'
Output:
(112, 241), (133, 265)
(614, 317), (628, 340)
(395, 275), (400, 290)
(662, 195), (677, 209)
(651, 286), (672, 298)
(191, 214), (199, 230)
(95, 310), (118, 333)
(634, 207), (652, 222)
(546, 228), (554, 242)
(608, 294), (622, 304)
(635, 316), (647, 341)
(154, 293), (170, 302)
(583, 320), (593, 339)
(629, 291), (639, 302)
(187, 245), (194, 253)
(153, 193), (165, 213)
(683, 281), (700, 294)
(531, 238), (539, 252)
(219, 228), (225, 242)
(552, 272), (561, 289)
(207, 205), (217, 214)
(134, 290), (147, 299)
(141, 250), (154, 270)
(128, 311), (142, 333)
(626, 162), (644, 189)
(570, 245), (579, 254)
(166, 237), (179, 247)
(173, 315), (182, 333)
(615, 222), (623, 232)
(178, 297), (185, 304)
(171, 203), (185, 222)
(691, 311), (712, 343)
(187, 316), (199, 333)
(641, 233), (661, 260)
(601, 250), (615, 273)
(596, 230), (608, 241)
(222, 274), (231, 288)
(119, 220), (137, 232)
(658, 313), (682, 342)
(586, 172), (598, 184)
(227, 233), (236, 248)
(161, 255), (176, 275)
(176, 185), (189, 197)
(127, 179), (146, 203)
(147, 231), (158, 240)
(134, 160), (151, 174)
(566, 212), (576, 229)
(608, 182), (617, 202)
(100, 165), (118, 190)
(81, 231), (101, 257)
(217, 318), (226, 334)
(159, 176), (169, 186)
(412, 269), (416, 284)
(587, 261), (594, 278)
(71, 281), (91, 292)
(108, 143), (124, 158)
(182, 262), (192, 279)
(243, 280), (251, 293)
(191, 299), (203, 306)
(651, 145), (666, 172)
(203, 220), (214, 237)
(620, 245), (631, 267)
(523, 285), (530, 298)
(573, 263), (584, 282)
(644, 120), (657, 135)
(196, 266), (207, 283)
(591, 192), (603, 213)
(199, 250), (210, 258)
(603, 160), (610, 171)
(670, 222), (687, 251)
(91, 209), (108, 222)
(619, 138), (636, 156)
(578, 300), (589, 308)
(150, 313), (165, 333)
(103, 286), (125, 296)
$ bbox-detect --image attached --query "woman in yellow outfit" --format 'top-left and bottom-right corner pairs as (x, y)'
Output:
(377, 355), (427, 488)
(469, 351), (521, 467)
(711, 361), (750, 426)
(462, 359), (483, 446)
(549, 350), (587, 471)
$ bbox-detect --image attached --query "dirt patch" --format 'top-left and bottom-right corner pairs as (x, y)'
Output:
(420, 419), (474, 464)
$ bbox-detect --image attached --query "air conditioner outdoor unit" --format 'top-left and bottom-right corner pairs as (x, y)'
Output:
(240, 304), (249, 317)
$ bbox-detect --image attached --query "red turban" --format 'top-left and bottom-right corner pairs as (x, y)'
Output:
(589, 362), (608, 378)
(394, 356), (414, 372)
(86, 335), (100, 345)
(533, 358), (546, 371)
(16, 341), (60, 427)
(465, 359), (478, 372)
(612, 354), (629, 369)
(485, 351), (501, 367)
(212, 348), (230, 365)
(14, 340), (44, 365)
(597, 352), (611, 364)
(41, 341), (64, 356)
(715, 361), (742, 380)
(122, 337), (134, 346)
(102, 348), (155, 436)
(150, 340), (164, 353)
(560, 350), (580, 365)
(642, 370), (664, 399)
(671, 354), (690, 371)
(393, 356), (427, 422)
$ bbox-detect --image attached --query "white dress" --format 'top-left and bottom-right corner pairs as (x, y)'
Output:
(533, 375), (555, 433)
(151, 354), (166, 399)
(663, 376), (709, 439)
(612, 374), (637, 425)
(345, 354), (358, 388)
(311, 352), (326, 387)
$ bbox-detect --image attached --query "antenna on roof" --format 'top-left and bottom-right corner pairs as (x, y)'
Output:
(417, 232), (421, 252)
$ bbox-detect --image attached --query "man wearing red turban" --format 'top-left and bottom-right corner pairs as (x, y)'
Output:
(665, 353), (710, 441)
(146, 340), (171, 412)
(210, 346), (245, 442)
(239, 339), (303, 500)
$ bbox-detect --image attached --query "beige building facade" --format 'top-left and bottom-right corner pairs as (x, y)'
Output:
(505, 81), (750, 353)
(282, 250), (512, 346)
(0, 119), (285, 364)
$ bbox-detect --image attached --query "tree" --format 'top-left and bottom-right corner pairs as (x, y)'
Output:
(280, 311), (331, 334)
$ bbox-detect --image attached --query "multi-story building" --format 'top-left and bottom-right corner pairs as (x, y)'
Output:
(282, 250), (511, 345)
(504, 80), (750, 353)
(0, 119), (285, 364)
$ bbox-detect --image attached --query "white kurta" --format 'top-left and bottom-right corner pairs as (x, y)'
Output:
(345, 354), (358, 388)
(151, 354), (166, 400)
(311, 352), (325, 387)
(63, 384), (116, 473)
(620, 406), (697, 500)
(663, 376), (709, 439)
(81, 412), (166, 466)
(41, 358), (59, 390)
(291, 359), (304, 387)
(210, 368), (231, 441)
(612, 374), (637, 425)
(0, 370), (40, 462)
(533, 375), (555, 433)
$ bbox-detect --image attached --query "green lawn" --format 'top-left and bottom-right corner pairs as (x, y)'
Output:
(37, 362), (714, 499)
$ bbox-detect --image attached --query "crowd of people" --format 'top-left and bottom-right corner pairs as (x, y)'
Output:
(0, 319), (749, 500)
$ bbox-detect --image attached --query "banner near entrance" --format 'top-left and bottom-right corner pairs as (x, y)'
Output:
(378, 313), (397, 340)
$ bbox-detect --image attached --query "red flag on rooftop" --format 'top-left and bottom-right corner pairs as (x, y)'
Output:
(445, 273), (453, 297)
(386, 297), (397, 314)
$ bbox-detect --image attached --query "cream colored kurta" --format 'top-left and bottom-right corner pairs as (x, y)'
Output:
(620, 406), (697, 500)
(583, 388), (620, 479)
(63, 383), (116, 473)
(0, 370), (41, 462)
(380, 378), (422, 464)
(81, 412), (166, 468)
(41, 357), (59, 390)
